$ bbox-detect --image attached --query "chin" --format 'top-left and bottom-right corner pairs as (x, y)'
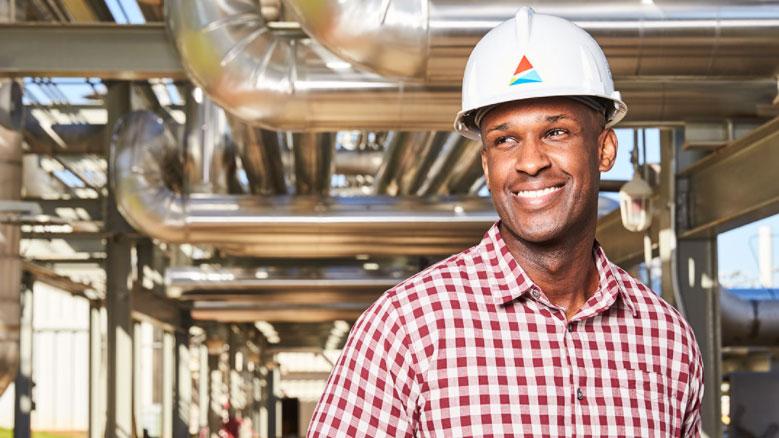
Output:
(501, 217), (565, 245)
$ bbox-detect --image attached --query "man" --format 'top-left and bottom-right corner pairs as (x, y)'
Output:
(308, 7), (703, 437)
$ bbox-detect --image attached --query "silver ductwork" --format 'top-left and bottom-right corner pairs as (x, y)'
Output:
(0, 79), (23, 395)
(285, 0), (779, 82)
(111, 111), (497, 257)
(166, 0), (779, 131)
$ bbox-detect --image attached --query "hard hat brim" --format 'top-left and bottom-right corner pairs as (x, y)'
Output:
(454, 92), (627, 141)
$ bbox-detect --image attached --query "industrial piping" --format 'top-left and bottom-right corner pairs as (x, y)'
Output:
(111, 111), (497, 257)
(165, 0), (779, 131)
(284, 0), (779, 82)
(0, 80), (23, 395)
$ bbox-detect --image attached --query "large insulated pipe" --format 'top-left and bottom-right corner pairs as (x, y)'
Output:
(111, 111), (497, 257)
(166, 0), (779, 130)
(720, 288), (779, 347)
(285, 0), (779, 82)
(0, 79), (23, 395)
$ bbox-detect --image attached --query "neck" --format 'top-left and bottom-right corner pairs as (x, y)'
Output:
(500, 222), (600, 319)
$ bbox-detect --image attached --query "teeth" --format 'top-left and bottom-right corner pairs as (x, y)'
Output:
(514, 186), (561, 198)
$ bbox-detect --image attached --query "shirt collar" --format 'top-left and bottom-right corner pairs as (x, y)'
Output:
(479, 222), (637, 316)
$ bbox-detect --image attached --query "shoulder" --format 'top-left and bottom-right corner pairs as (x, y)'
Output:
(378, 243), (482, 315)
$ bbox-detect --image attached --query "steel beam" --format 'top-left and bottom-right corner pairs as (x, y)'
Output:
(131, 289), (185, 332)
(0, 23), (184, 79)
(679, 116), (779, 237)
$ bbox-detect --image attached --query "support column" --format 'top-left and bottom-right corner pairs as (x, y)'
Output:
(89, 303), (105, 438)
(265, 367), (277, 438)
(676, 238), (723, 437)
(671, 127), (723, 437)
(207, 351), (223, 436)
(161, 330), (175, 438)
(105, 81), (135, 438)
(13, 273), (33, 438)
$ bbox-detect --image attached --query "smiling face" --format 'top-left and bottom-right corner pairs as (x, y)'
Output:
(480, 97), (618, 246)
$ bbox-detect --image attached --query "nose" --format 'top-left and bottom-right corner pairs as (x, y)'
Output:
(513, 139), (551, 176)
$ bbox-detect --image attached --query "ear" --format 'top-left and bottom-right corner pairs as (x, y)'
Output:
(597, 128), (618, 172)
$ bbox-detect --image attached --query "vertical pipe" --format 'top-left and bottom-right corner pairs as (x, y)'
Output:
(292, 133), (335, 195)
(229, 120), (288, 196)
(184, 91), (235, 195)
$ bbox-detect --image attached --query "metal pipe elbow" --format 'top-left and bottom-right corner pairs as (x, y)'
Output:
(283, 0), (429, 80)
(166, 0), (310, 129)
(111, 111), (188, 242)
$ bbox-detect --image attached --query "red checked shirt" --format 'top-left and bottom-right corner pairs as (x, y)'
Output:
(308, 222), (704, 437)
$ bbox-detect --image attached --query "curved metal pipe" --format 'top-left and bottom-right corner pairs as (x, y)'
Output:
(167, 0), (778, 130)
(285, 0), (779, 82)
(165, 0), (457, 131)
(0, 80), (23, 395)
(111, 111), (497, 257)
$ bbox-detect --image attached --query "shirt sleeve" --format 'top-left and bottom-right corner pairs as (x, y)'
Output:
(680, 339), (704, 437)
(307, 294), (419, 437)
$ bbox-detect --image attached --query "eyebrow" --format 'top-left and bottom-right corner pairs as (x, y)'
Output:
(545, 114), (569, 122)
(486, 123), (511, 134)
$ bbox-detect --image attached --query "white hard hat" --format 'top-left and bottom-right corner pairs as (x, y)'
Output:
(454, 7), (627, 140)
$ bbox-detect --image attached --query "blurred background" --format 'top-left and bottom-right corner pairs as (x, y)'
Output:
(0, 0), (778, 437)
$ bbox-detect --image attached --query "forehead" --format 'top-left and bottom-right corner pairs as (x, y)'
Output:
(481, 97), (592, 129)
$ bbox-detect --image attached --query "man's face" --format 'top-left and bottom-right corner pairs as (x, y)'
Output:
(479, 97), (618, 245)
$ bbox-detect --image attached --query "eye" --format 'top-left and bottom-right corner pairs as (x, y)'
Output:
(545, 128), (568, 138)
(492, 136), (517, 148)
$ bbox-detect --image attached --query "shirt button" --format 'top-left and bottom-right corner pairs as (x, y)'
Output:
(567, 323), (574, 333)
(531, 289), (540, 299)
(576, 388), (584, 401)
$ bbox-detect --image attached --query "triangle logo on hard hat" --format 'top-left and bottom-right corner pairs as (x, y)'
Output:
(510, 55), (542, 86)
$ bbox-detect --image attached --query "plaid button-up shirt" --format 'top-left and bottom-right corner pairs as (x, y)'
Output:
(308, 222), (703, 437)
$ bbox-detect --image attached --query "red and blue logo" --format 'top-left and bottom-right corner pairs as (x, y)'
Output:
(509, 55), (542, 86)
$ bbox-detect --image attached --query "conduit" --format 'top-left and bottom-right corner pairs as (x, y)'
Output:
(111, 111), (497, 257)
(166, 0), (779, 131)
(285, 0), (779, 82)
(0, 80), (23, 395)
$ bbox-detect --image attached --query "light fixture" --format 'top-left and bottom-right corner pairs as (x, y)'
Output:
(619, 130), (654, 232)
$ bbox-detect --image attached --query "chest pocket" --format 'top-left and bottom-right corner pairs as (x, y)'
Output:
(587, 366), (672, 436)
